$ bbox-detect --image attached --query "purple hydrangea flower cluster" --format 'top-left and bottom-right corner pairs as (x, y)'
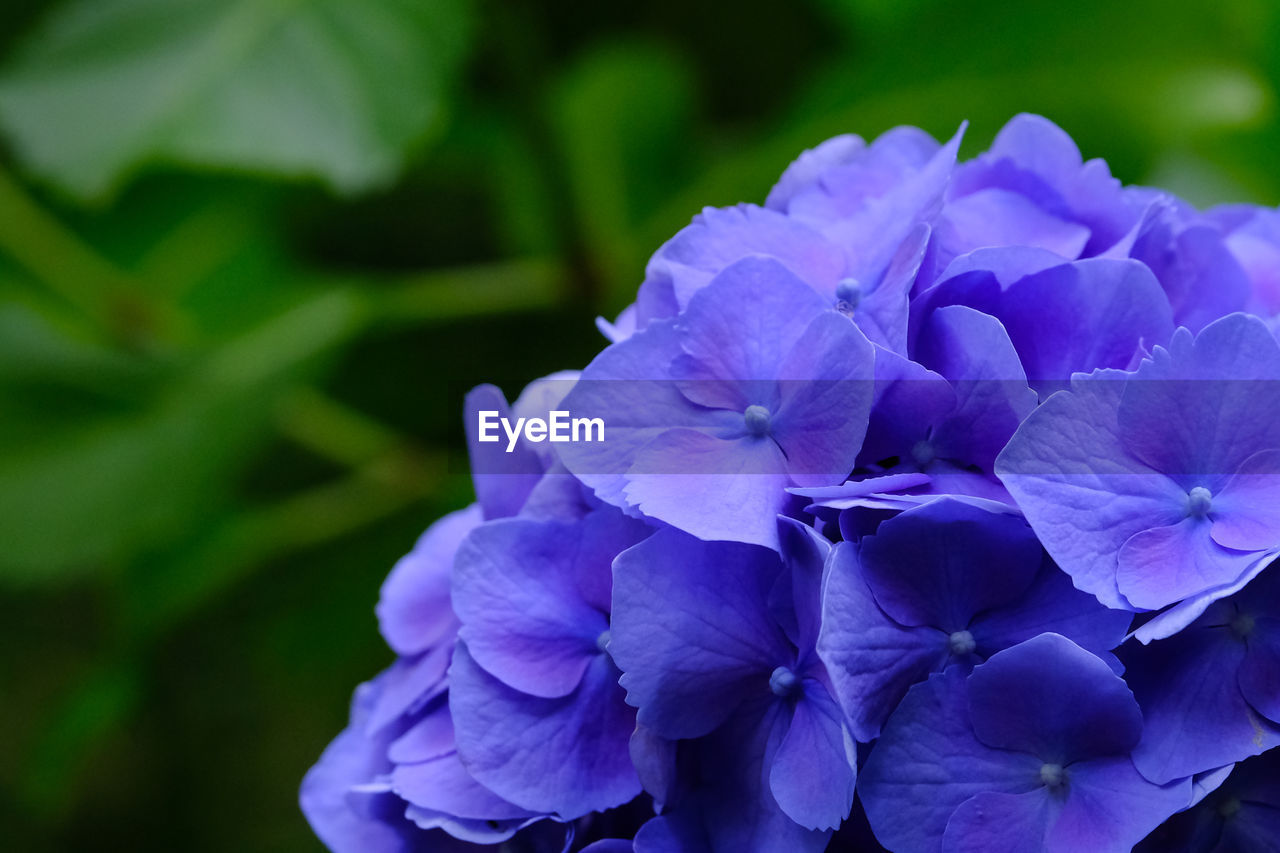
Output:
(302, 115), (1280, 852)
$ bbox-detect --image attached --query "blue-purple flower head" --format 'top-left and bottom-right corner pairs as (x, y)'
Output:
(304, 114), (1280, 852)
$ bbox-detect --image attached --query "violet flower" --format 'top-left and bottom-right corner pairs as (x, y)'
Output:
(997, 312), (1280, 638)
(560, 256), (875, 549)
(859, 633), (1191, 853)
(448, 506), (652, 818)
(611, 518), (854, 849)
(818, 498), (1130, 741)
(1122, 568), (1280, 783)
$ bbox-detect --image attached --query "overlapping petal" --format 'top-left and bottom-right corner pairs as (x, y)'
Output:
(306, 114), (1280, 853)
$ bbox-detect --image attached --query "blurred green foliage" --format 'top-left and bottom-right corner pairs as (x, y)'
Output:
(1, 0), (1278, 849)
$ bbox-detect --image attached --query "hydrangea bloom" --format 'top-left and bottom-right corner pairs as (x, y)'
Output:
(997, 312), (1280, 638)
(1121, 568), (1280, 783)
(559, 256), (875, 549)
(1135, 750), (1280, 852)
(301, 510), (571, 851)
(818, 498), (1130, 741)
(304, 114), (1280, 852)
(449, 506), (651, 817)
(611, 518), (854, 849)
(859, 634), (1192, 853)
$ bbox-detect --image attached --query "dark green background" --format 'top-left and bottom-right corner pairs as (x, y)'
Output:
(0, 0), (1276, 849)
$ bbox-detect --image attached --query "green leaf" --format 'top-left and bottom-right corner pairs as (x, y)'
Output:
(0, 288), (366, 583)
(0, 0), (474, 201)
(0, 297), (163, 392)
(549, 41), (698, 311)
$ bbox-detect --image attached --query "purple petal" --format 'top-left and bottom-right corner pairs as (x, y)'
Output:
(465, 386), (543, 519)
(969, 560), (1131, 661)
(996, 370), (1189, 610)
(985, 114), (1086, 188)
(1216, 752), (1280, 847)
(916, 305), (1037, 470)
(1223, 806), (1280, 851)
(389, 701), (455, 768)
(921, 466), (1018, 505)
(772, 312), (875, 486)
(1047, 758), (1191, 853)
(597, 304), (637, 343)
(938, 187), (1091, 260)
(907, 243), (1061, 349)
(609, 529), (791, 739)
(376, 506), (479, 657)
(954, 114), (1141, 255)
(391, 727), (534, 821)
(852, 221), (930, 354)
(365, 648), (451, 735)
(1117, 517), (1260, 611)
(453, 518), (611, 698)
(629, 725), (677, 811)
(817, 541), (949, 741)
(448, 643), (639, 819)
(557, 319), (690, 508)
(1131, 218), (1252, 333)
(633, 814), (707, 853)
(674, 256), (831, 390)
(386, 707), (454, 765)
(1117, 313), (1280, 485)
(786, 125), (942, 225)
(860, 345), (956, 466)
(1133, 551), (1275, 643)
(997, 258), (1173, 393)
(656, 698), (832, 853)
(1188, 764), (1235, 808)
(790, 471), (932, 508)
(1126, 619), (1280, 783)
(401, 808), (536, 848)
(768, 682), (856, 830)
(934, 244), (1065, 289)
(801, 474), (1015, 518)
(622, 430), (791, 548)
(859, 668), (1042, 853)
(941, 789), (1055, 853)
(1240, 616), (1280, 723)
(300, 672), (424, 853)
(581, 841), (634, 853)
(518, 462), (596, 523)
(1211, 449), (1280, 551)
(858, 498), (1043, 631)
(638, 204), (845, 321)
(773, 517), (830, 654)
(815, 125), (964, 286)
(967, 634), (1142, 763)
(1222, 207), (1280, 313)
(766, 134), (867, 212)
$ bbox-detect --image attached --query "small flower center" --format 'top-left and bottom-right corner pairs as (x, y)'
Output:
(769, 665), (801, 698)
(835, 278), (863, 314)
(744, 405), (772, 437)
(949, 630), (976, 656)
(595, 629), (612, 653)
(911, 440), (936, 468)
(1218, 797), (1243, 819)
(1230, 613), (1256, 641)
(1186, 486), (1213, 519)
(1039, 763), (1066, 789)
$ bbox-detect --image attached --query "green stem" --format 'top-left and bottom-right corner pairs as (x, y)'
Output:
(274, 386), (406, 467)
(122, 444), (454, 640)
(366, 257), (565, 325)
(0, 163), (175, 347)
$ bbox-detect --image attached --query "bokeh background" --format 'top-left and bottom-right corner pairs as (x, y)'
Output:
(1, 0), (1278, 849)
